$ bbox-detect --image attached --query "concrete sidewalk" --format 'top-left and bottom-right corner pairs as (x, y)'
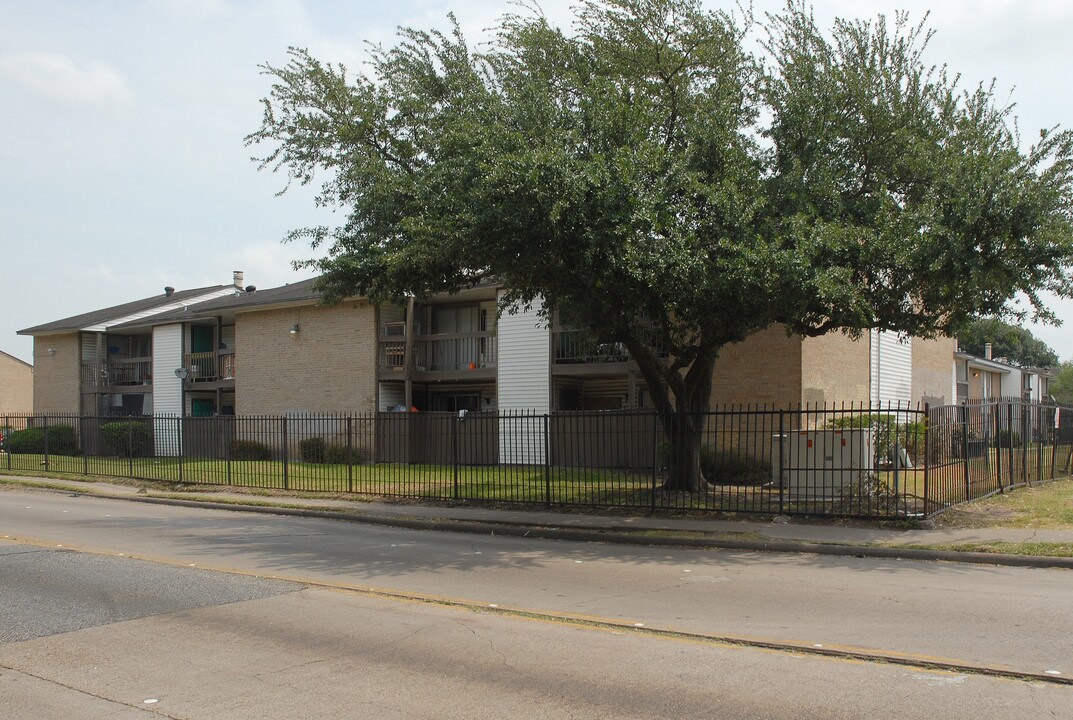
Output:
(2, 474), (1071, 567)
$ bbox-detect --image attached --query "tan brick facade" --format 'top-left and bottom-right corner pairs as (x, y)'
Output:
(31, 333), (81, 415)
(912, 336), (956, 405)
(801, 332), (871, 404)
(235, 302), (377, 415)
(710, 325), (802, 407)
(0, 351), (33, 413)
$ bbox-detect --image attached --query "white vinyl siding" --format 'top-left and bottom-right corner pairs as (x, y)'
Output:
(81, 286), (238, 333)
(152, 324), (183, 455)
(379, 382), (406, 411)
(870, 329), (913, 406)
(496, 293), (549, 463)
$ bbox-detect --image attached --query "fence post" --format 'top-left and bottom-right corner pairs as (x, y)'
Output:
(81, 415), (88, 476)
(4, 414), (10, 471)
(959, 404), (970, 502)
(1022, 400), (1030, 487)
(543, 414), (551, 507)
(282, 416), (289, 490)
(178, 416), (184, 483)
(993, 403), (1003, 493)
(1051, 406), (1059, 480)
(778, 410), (785, 516)
(1007, 402), (1015, 488)
(128, 418), (135, 478)
(347, 415), (354, 494)
(43, 415), (50, 471)
(922, 404), (930, 516)
(1038, 404), (1045, 485)
(451, 414), (460, 500)
(650, 412), (659, 513)
(225, 417), (232, 486)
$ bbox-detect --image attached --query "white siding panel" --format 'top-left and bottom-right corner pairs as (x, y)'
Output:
(497, 294), (549, 463)
(84, 287), (239, 332)
(870, 329), (913, 407)
(221, 325), (236, 351)
(379, 382), (405, 411)
(153, 324), (184, 455)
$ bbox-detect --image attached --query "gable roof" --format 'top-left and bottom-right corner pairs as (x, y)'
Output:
(17, 286), (230, 335)
(0, 349), (32, 369)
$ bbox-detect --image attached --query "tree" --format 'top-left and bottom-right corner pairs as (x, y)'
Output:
(1050, 361), (1073, 405)
(957, 318), (1059, 367)
(248, 0), (1073, 491)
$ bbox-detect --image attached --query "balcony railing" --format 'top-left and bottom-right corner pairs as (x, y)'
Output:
(80, 358), (153, 387)
(378, 331), (497, 372)
(183, 351), (236, 382)
(552, 328), (666, 364)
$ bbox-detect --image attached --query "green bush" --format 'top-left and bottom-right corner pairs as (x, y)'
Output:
(658, 442), (769, 486)
(299, 437), (327, 463)
(7, 424), (80, 455)
(827, 414), (930, 464)
(100, 421), (152, 457)
(326, 443), (367, 465)
(993, 429), (1022, 448)
(700, 447), (770, 486)
(229, 439), (272, 461)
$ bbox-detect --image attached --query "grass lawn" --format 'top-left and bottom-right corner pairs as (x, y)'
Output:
(933, 477), (1073, 530)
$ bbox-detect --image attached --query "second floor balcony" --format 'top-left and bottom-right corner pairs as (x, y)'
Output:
(184, 350), (236, 383)
(379, 329), (497, 378)
(81, 358), (153, 388)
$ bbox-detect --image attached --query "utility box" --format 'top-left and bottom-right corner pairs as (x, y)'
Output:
(772, 429), (875, 499)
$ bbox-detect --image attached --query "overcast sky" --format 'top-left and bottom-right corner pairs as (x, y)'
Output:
(3, 0), (1072, 365)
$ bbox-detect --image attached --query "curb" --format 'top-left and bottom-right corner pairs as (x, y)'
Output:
(47, 488), (1073, 570)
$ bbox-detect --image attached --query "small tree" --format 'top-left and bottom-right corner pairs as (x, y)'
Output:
(957, 318), (1059, 367)
(249, 0), (1073, 490)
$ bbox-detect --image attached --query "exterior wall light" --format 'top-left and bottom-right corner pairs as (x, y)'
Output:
(290, 324), (300, 335)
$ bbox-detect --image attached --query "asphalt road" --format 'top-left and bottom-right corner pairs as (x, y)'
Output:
(2, 487), (1072, 718)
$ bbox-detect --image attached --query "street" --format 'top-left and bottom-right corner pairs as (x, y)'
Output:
(2, 487), (1071, 718)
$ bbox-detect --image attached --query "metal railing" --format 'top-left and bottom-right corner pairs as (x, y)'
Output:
(80, 358), (153, 387)
(552, 326), (666, 364)
(2, 400), (1069, 519)
(182, 351), (237, 382)
(378, 332), (497, 371)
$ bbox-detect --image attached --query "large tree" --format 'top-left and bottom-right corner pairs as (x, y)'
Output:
(957, 317), (1059, 367)
(248, 0), (1073, 490)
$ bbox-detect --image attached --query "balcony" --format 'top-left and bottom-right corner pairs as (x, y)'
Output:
(552, 326), (666, 373)
(81, 358), (153, 388)
(183, 351), (236, 383)
(379, 330), (497, 378)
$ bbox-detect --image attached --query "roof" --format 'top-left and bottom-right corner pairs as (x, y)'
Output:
(0, 349), (32, 369)
(106, 277), (324, 331)
(18, 286), (229, 335)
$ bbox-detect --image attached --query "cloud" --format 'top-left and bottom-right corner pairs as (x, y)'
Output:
(0, 52), (133, 107)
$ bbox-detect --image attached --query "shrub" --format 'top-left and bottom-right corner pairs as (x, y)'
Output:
(300, 437), (327, 463)
(993, 429), (1021, 448)
(7, 424), (80, 455)
(230, 439), (272, 461)
(101, 421), (152, 457)
(700, 447), (770, 486)
(828, 414), (931, 465)
(658, 442), (769, 486)
(326, 443), (368, 465)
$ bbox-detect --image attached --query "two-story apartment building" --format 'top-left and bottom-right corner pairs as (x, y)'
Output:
(0, 350), (33, 413)
(21, 274), (955, 423)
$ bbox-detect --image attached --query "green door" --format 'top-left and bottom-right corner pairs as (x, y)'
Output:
(191, 398), (215, 417)
(191, 325), (214, 353)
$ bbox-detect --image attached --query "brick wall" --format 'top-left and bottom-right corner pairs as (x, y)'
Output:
(801, 332), (871, 404)
(0, 352), (33, 413)
(235, 302), (377, 415)
(30, 333), (80, 415)
(710, 325), (802, 407)
(912, 336), (957, 405)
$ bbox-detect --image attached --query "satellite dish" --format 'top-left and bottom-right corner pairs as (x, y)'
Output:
(174, 367), (190, 379)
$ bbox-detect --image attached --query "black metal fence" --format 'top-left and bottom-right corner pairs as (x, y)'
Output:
(2, 400), (1070, 519)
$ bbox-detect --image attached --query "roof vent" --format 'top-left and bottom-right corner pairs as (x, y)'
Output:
(233, 270), (244, 288)
(164, 286), (175, 297)
(245, 285), (256, 293)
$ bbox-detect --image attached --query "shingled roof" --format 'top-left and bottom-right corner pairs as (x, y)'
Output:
(18, 286), (229, 335)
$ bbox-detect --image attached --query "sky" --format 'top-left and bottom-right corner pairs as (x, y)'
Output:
(2, 0), (1072, 365)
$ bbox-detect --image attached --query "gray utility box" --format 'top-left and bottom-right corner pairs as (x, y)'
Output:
(772, 428), (875, 499)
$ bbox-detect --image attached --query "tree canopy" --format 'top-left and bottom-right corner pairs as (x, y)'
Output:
(956, 317), (1059, 367)
(248, 0), (1073, 489)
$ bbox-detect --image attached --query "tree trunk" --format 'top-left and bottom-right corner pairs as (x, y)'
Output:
(661, 408), (707, 491)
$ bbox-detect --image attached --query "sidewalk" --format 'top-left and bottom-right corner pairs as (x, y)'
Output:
(3, 474), (1072, 568)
